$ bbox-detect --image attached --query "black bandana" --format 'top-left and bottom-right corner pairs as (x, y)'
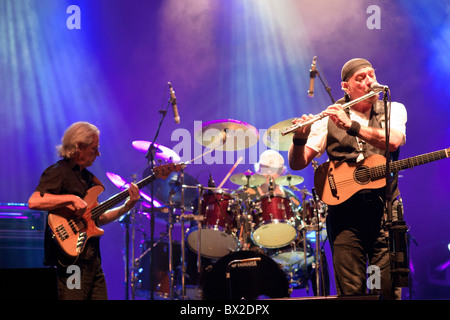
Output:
(341, 58), (372, 81)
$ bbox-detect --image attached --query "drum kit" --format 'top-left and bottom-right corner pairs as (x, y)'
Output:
(110, 119), (328, 300)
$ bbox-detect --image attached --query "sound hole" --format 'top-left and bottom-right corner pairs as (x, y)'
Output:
(354, 166), (371, 184)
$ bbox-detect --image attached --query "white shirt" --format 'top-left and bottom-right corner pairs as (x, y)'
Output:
(306, 101), (407, 159)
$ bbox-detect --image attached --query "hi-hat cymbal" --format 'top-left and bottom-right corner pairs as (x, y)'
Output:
(106, 172), (163, 207)
(275, 174), (304, 186)
(262, 118), (296, 151)
(132, 140), (181, 162)
(230, 171), (266, 187)
(194, 119), (259, 151)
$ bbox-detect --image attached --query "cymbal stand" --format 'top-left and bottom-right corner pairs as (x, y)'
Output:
(167, 191), (176, 300)
(196, 185), (203, 275)
(179, 184), (205, 299)
(178, 175), (202, 299)
(130, 204), (138, 300)
(300, 190), (310, 295)
(144, 82), (173, 299)
(311, 188), (326, 297)
(120, 207), (134, 300)
(179, 213), (187, 299)
(312, 196), (322, 296)
(120, 186), (141, 300)
(241, 197), (252, 251)
(178, 167), (186, 299)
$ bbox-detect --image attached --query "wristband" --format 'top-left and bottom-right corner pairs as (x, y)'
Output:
(293, 137), (308, 146)
(346, 120), (361, 136)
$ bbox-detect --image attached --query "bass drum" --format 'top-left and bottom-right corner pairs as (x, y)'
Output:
(202, 250), (290, 300)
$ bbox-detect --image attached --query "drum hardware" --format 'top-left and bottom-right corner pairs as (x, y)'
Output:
(297, 186), (329, 297)
(179, 210), (204, 300)
(119, 202), (138, 300)
(108, 170), (160, 300)
(268, 176), (274, 203)
(267, 243), (315, 289)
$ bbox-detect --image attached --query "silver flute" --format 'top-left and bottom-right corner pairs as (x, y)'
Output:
(281, 89), (382, 136)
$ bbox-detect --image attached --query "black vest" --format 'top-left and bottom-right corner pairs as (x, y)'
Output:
(326, 98), (400, 200)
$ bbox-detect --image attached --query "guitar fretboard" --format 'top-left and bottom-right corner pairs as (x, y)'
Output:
(90, 171), (157, 220)
(370, 148), (449, 180)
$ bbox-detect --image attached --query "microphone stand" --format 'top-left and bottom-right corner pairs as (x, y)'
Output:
(382, 88), (409, 298)
(314, 57), (336, 104)
(144, 83), (172, 300)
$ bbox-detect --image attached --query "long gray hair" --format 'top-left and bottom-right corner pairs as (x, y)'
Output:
(56, 122), (100, 158)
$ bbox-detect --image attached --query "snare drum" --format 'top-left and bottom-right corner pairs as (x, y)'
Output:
(186, 190), (240, 259)
(251, 194), (297, 248)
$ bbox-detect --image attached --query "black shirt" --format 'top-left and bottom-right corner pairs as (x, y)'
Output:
(34, 158), (101, 265)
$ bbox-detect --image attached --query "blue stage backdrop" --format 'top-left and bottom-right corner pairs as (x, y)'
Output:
(1, 0), (449, 300)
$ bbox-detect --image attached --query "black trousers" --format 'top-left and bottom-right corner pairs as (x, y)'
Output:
(326, 191), (401, 300)
(55, 256), (108, 300)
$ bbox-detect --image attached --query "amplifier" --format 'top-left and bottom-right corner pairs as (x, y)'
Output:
(0, 203), (46, 268)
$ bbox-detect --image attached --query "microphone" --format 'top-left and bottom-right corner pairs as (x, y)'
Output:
(308, 56), (318, 97)
(370, 82), (389, 91)
(168, 82), (180, 124)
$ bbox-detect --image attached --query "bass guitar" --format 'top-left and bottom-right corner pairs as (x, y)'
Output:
(48, 163), (183, 257)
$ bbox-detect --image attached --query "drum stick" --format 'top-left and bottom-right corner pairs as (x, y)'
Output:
(185, 147), (216, 164)
(218, 156), (243, 188)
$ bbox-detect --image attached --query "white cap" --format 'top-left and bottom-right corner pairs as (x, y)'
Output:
(254, 150), (285, 174)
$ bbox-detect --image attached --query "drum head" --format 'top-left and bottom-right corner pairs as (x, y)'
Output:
(252, 222), (297, 248)
(202, 251), (290, 300)
(187, 227), (239, 259)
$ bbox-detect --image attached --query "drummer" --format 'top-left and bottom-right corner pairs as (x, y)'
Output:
(238, 149), (300, 207)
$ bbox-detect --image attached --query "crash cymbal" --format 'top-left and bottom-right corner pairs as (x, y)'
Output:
(132, 140), (181, 162)
(262, 118), (296, 151)
(230, 171), (266, 187)
(194, 119), (259, 151)
(275, 174), (304, 186)
(106, 172), (163, 207)
(142, 166), (199, 208)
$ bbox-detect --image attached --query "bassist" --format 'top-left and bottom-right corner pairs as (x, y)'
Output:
(28, 122), (140, 300)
